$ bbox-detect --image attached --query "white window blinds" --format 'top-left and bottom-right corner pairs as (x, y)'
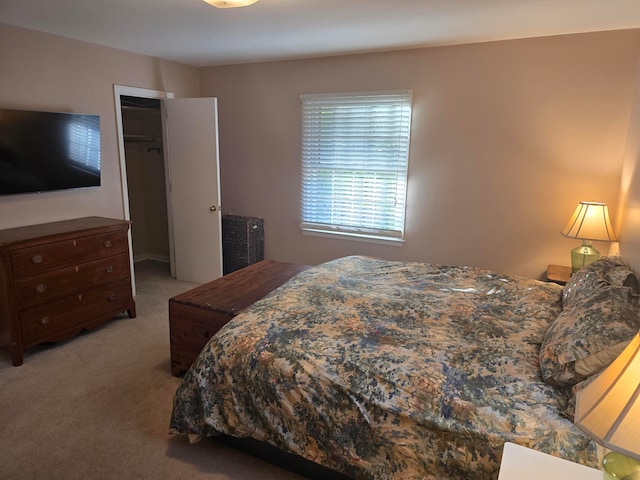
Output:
(300, 91), (412, 241)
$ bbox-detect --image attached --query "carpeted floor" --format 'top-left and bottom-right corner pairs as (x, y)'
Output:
(0, 260), (305, 480)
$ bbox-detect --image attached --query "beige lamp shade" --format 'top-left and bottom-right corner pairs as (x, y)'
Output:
(202, 0), (259, 7)
(562, 201), (617, 241)
(575, 333), (640, 460)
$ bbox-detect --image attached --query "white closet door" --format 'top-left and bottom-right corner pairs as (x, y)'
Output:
(164, 97), (222, 283)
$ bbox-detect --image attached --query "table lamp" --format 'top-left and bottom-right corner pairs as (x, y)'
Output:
(575, 332), (640, 480)
(561, 201), (617, 273)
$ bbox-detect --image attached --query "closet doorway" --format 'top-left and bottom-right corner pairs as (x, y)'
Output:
(121, 96), (170, 267)
(115, 87), (174, 285)
(114, 85), (223, 287)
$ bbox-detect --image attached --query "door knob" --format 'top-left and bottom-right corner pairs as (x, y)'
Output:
(210, 205), (218, 212)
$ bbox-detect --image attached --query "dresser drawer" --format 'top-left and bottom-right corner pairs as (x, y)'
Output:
(11, 230), (128, 278)
(14, 254), (130, 306)
(20, 281), (133, 345)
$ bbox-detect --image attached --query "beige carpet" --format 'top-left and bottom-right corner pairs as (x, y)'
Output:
(0, 260), (304, 480)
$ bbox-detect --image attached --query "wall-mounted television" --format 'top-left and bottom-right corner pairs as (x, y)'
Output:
(0, 107), (101, 195)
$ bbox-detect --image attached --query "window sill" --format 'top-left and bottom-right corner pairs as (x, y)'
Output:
(301, 228), (405, 246)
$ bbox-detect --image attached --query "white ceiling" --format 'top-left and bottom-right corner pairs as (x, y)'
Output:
(2, 0), (640, 67)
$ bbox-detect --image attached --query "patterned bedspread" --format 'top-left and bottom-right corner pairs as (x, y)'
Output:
(170, 256), (598, 479)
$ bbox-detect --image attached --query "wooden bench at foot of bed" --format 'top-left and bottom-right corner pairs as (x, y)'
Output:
(168, 260), (312, 376)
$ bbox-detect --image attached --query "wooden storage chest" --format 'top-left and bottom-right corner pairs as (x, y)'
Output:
(168, 260), (311, 376)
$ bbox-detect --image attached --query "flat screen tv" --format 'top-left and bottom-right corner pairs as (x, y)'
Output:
(0, 107), (101, 195)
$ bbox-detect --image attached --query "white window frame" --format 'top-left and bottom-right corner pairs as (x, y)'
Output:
(300, 90), (412, 244)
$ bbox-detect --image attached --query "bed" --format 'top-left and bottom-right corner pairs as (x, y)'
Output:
(170, 255), (640, 479)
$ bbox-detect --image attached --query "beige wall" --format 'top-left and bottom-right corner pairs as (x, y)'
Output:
(0, 24), (199, 230)
(617, 53), (640, 269)
(201, 29), (640, 279)
(2, 23), (640, 280)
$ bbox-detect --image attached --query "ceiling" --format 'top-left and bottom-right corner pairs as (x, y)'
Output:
(2, 0), (640, 67)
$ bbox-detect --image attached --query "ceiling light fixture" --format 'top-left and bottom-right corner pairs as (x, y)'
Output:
(202, 0), (259, 7)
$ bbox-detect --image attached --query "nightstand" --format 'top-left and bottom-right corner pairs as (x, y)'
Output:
(546, 264), (572, 285)
(498, 442), (601, 479)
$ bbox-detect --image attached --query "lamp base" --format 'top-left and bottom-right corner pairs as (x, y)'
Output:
(570, 241), (600, 274)
(603, 451), (640, 480)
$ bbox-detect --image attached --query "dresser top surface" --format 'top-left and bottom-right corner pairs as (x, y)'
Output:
(0, 217), (130, 248)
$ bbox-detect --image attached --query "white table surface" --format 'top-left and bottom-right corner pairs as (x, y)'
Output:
(498, 442), (602, 480)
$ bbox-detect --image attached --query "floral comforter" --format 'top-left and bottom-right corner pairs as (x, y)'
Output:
(170, 256), (598, 479)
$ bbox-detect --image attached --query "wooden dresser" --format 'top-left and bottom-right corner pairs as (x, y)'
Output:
(169, 260), (311, 376)
(0, 217), (136, 366)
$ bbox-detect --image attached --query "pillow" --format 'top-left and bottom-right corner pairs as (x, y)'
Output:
(540, 284), (639, 387)
(607, 265), (639, 293)
(559, 374), (599, 422)
(562, 256), (638, 308)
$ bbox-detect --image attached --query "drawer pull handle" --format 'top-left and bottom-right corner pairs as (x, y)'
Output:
(35, 284), (48, 293)
(31, 255), (44, 264)
(104, 240), (112, 248)
(105, 266), (114, 273)
(40, 317), (50, 326)
(108, 294), (117, 302)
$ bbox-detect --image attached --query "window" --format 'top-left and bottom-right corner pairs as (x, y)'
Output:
(300, 91), (412, 242)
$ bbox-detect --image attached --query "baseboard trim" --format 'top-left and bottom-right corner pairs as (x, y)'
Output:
(133, 253), (170, 264)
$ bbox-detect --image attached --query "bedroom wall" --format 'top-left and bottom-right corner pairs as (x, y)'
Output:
(200, 29), (640, 279)
(617, 53), (640, 271)
(0, 23), (200, 230)
(2, 24), (639, 280)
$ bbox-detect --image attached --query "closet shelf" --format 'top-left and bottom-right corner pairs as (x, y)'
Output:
(124, 134), (160, 143)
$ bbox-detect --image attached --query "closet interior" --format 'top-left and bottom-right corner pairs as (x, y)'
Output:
(120, 95), (171, 268)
